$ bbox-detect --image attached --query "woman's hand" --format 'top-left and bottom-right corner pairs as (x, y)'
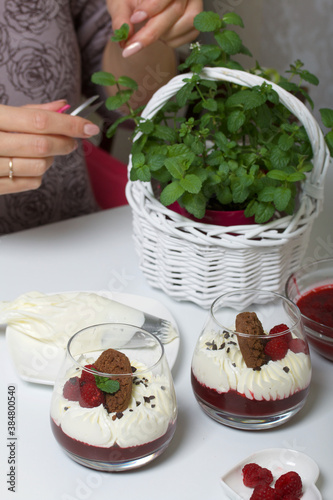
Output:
(0, 101), (100, 195)
(107, 0), (203, 57)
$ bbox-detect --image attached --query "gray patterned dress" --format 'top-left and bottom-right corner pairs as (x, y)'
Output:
(0, 0), (113, 234)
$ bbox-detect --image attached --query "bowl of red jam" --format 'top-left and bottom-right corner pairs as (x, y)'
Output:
(285, 259), (333, 361)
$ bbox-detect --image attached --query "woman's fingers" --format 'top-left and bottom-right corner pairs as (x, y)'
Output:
(107, 0), (135, 30)
(128, 0), (202, 50)
(0, 155), (54, 195)
(0, 130), (78, 158)
(0, 104), (100, 139)
(0, 157), (53, 178)
(0, 101), (100, 196)
(129, 11), (200, 49)
(24, 100), (68, 112)
(0, 102), (100, 163)
(107, 0), (202, 53)
(0, 176), (43, 195)
(130, 0), (188, 22)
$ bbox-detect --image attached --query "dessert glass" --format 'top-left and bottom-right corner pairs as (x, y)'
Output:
(50, 323), (177, 471)
(191, 289), (312, 430)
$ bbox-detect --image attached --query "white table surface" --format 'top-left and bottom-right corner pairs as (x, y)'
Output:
(1, 205), (332, 500)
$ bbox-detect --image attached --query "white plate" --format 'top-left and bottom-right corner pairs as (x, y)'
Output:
(5, 290), (180, 385)
(220, 448), (321, 500)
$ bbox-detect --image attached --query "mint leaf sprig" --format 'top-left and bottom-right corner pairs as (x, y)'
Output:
(91, 21), (143, 138)
(180, 10), (252, 73)
(94, 374), (120, 394)
(111, 23), (130, 42)
(91, 70), (144, 138)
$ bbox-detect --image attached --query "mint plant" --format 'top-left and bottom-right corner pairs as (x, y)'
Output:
(92, 11), (333, 224)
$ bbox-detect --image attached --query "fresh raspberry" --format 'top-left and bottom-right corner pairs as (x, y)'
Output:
(269, 324), (292, 343)
(269, 324), (288, 335)
(282, 495), (301, 500)
(275, 471), (303, 498)
(63, 377), (80, 401)
(250, 484), (279, 500)
(80, 364), (97, 384)
(288, 338), (309, 355)
(264, 337), (288, 361)
(242, 463), (273, 488)
(79, 382), (105, 408)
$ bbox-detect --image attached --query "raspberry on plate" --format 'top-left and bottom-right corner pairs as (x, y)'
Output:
(79, 382), (105, 408)
(63, 377), (80, 401)
(242, 463), (273, 488)
(249, 484), (279, 500)
(275, 471), (303, 497)
(264, 337), (288, 361)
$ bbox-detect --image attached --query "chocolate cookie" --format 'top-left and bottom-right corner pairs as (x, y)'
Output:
(94, 348), (132, 413)
(235, 312), (266, 369)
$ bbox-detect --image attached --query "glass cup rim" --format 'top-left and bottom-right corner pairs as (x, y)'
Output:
(285, 258), (333, 333)
(67, 322), (165, 377)
(210, 288), (302, 337)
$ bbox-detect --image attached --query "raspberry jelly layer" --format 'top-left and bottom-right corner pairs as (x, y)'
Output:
(50, 418), (176, 462)
(191, 372), (309, 417)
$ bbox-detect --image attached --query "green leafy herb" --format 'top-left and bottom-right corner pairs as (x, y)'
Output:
(94, 375), (120, 394)
(111, 23), (130, 42)
(91, 11), (333, 224)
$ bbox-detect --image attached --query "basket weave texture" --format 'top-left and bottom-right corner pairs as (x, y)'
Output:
(126, 67), (331, 308)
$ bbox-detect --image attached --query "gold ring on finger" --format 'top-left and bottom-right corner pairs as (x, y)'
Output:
(9, 159), (14, 180)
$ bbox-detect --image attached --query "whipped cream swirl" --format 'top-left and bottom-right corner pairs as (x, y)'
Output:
(51, 360), (176, 448)
(192, 329), (311, 401)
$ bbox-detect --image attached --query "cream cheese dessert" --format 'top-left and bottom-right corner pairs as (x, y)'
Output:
(191, 322), (312, 418)
(0, 291), (178, 348)
(51, 356), (177, 463)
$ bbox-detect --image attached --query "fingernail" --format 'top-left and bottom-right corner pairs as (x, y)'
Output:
(130, 10), (148, 23)
(122, 41), (143, 58)
(83, 124), (100, 136)
(57, 104), (71, 114)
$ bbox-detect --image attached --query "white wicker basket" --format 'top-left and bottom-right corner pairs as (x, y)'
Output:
(125, 67), (331, 308)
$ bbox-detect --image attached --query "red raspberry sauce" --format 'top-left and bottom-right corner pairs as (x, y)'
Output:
(50, 418), (176, 462)
(191, 372), (309, 416)
(296, 285), (333, 329)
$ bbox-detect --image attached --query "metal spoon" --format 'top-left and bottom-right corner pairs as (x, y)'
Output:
(70, 95), (103, 118)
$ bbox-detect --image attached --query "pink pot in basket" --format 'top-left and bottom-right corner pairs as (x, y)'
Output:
(167, 202), (255, 226)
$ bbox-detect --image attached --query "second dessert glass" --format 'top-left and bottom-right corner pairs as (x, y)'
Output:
(50, 323), (177, 471)
(191, 289), (312, 430)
